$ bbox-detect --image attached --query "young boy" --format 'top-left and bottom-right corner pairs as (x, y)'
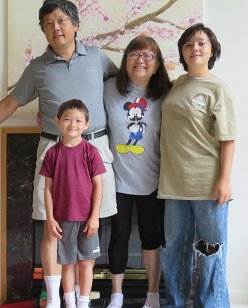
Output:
(40, 99), (106, 308)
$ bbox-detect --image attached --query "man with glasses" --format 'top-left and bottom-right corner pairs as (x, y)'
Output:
(0, 0), (117, 307)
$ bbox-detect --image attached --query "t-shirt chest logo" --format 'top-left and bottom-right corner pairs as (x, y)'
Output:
(116, 97), (148, 155)
(190, 94), (207, 109)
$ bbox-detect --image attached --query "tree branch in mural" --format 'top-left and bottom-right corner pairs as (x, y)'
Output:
(93, 0), (184, 43)
(8, 0), (202, 91)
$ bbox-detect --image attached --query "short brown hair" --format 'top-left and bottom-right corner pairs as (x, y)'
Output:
(178, 23), (221, 71)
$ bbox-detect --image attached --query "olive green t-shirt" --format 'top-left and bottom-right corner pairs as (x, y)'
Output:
(158, 74), (236, 200)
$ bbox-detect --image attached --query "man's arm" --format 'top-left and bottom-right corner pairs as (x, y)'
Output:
(213, 140), (235, 205)
(0, 95), (21, 123)
(84, 174), (103, 238)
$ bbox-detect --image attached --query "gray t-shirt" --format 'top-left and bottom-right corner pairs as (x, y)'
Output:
(104, 77), (164, 195)
(11, 40), (117, 135)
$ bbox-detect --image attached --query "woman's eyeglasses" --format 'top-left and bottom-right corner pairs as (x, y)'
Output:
(127, 51), (156, 62)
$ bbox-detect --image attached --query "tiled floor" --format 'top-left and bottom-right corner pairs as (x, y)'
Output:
(89, 300), (248, 308)
(89, 280), (248, 308)
(33, 279), (248, 308)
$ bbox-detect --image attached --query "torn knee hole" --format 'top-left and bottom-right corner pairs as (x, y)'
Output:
(195, 240), (221, 256)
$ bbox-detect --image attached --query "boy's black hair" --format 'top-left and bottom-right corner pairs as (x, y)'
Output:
(178, 23), (221, 71)
(39, 0), (79, 36)
(57, 99), (89, 122)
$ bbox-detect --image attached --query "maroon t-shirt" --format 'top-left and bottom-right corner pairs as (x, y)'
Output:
(40, 139), (106, 221)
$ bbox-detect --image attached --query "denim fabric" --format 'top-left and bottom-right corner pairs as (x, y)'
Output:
(161, 200), (230, 308)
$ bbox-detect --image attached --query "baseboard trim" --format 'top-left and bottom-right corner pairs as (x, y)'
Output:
(230, 289), (248, 304)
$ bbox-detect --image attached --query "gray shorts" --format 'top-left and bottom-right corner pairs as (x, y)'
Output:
(32, 134), (117, 220)
(57, 221), (101, 264)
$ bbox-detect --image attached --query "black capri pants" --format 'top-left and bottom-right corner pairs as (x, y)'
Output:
(108, 190), (165, 274)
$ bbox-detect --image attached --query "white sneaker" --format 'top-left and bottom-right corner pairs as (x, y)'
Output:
(106, 293), (123, 308)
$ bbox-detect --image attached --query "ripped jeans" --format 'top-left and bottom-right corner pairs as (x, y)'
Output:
(160, 200), (229, 308)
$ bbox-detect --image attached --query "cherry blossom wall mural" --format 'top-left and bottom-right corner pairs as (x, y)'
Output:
(8, 0), (202, 115)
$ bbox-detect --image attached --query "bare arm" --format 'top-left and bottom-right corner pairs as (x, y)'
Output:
(44, 177), (62, 239)
(213, 140), (235, 206)
(0, 95), (21, 123)
(84, 174), (103, 238)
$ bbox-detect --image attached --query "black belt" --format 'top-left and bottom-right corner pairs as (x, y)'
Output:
(41, 129), (107, 141)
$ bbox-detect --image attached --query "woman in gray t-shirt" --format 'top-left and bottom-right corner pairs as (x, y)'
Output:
(104, 35), (171, 308)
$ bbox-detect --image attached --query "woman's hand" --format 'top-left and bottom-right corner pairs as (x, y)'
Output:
(213, 178), (231, 206)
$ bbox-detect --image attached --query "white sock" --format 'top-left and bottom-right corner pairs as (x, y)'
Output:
(75, 284), (80, 299)
(108, 292), (123, 307)
(44, 275), (61, 305)
(64, 291), (76, 308)
(144, 292), (160, 307)
(77, 295), (90, 308)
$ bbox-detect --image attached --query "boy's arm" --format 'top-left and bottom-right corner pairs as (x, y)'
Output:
(84, 174), (103, 238)
(213, 140), (235, 206)
(0, 95), (21, 123)
(44, 177), (62, 239)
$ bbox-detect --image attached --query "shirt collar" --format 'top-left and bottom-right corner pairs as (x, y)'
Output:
(44, 40), (87, 64)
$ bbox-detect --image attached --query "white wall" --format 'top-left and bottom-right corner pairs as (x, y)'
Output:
(0, 0), (248, 304)
(0, 0), (7, 99)
(205, 0), (248, 303)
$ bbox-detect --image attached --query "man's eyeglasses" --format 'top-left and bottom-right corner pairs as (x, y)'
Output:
(127, 51), (157, 62)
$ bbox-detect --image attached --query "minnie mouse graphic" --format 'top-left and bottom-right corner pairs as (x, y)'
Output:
(116, 97), (147, 155)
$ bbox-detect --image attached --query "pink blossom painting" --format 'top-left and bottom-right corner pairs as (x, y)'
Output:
(8, 0), (202, 93)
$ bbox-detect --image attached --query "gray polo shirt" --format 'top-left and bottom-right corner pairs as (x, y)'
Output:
(11, 40), (117, 135)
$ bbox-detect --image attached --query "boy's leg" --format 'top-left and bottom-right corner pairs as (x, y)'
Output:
(76, 221), (101, 307)
(76, 259), (93, 308)
(57, 222), (81, 308)
(62, 264), (76, 308)
(77, 259), (94, 295)
(193, 200), (230, 308)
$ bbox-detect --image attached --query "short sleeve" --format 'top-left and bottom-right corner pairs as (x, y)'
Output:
(98, 49), (118, 80)
(39, 149), (54, 179)
(89, 147), (106, 177)
(211, 86), (237, 141)
(10, 61), (37, 106)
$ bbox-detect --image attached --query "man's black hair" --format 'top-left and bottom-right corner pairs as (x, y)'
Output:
(39, 0), (79, 35)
